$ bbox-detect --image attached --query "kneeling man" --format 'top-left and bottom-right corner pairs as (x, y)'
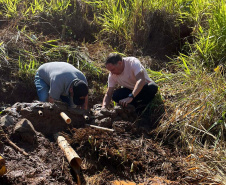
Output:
(102, 53), (158, 110)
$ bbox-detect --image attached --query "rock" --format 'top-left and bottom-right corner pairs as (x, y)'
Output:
(13, 119), (37, 144)
(97, 117), (112, 128)
(128, 116), (136, 123)
(94, 112), (105, 120)
(119, 112), (129, 120)
(0, 115), (14, 127)
(100, 108), (112, 116)
(113, 116), (122, 122)
(93, 104), (102, 110)
(124, 104), (136, 113)
(114, 106), (124, 114)
(110, 109), (118, 118)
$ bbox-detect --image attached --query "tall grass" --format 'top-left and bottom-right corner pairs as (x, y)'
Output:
(85, 0), (225, 66)
(1, 0), (224, 67)
(0, 0), (71, 18)
(148, 55), (226, 183)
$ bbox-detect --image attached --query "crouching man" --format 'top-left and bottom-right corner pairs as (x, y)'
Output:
(34, 62), (88, 110)
(102, 53), (158, 111)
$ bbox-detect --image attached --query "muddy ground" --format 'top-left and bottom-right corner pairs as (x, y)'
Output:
(0, 102), (186, 185)
(0, 63), (191, 185)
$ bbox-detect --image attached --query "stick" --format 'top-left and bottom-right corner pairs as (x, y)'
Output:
(60, 112), (71, 124)
(85, 124), (114, 132)
(0, 128), (28, 156)
(6, 136), (29, 156)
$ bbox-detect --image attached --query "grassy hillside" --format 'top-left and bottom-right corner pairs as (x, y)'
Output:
(0, 0), (225, 183)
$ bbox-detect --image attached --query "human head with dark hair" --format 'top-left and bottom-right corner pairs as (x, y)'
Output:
(105, 53), (122, 65)
(105, 53), (124, 75)
(72, 80), (88, 105)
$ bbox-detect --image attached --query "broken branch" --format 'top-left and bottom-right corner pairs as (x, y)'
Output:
(0, 127), (28, 156)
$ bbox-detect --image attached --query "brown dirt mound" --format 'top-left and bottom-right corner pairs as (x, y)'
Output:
(0, 101), (184, 184)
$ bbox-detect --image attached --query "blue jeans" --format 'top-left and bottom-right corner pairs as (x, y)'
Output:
(34, 72), (49, 102)
(34, 72), (70, 104)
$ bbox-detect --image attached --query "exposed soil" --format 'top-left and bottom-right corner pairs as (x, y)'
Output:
(0, 99), (185, 185)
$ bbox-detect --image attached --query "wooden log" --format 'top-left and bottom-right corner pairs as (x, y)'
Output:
(56, 134), (81, 185)
(85, 124), (114, 132)
(60, 112), (71, 124)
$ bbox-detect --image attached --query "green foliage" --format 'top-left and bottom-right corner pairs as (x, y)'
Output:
(84, 0), (225, 67)
(18, 57), (39, 79)
(0, 0), (224, 68)
(0, 41), (8, 64)
(0, 0), (72, 18)
(13, 26), (102, 79)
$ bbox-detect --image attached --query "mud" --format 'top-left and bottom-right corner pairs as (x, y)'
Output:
(0, 101), (185, 184)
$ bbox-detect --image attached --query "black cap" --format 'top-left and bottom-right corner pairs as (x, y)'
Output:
(73, 80), (88, 105)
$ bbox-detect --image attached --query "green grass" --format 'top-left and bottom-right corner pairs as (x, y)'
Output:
(0, 0), (71, 17)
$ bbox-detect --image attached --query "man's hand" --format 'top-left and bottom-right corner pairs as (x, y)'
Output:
(48, 96), (54, 103)
(119, 97), (133, 107)
(102, 87), (114, 109)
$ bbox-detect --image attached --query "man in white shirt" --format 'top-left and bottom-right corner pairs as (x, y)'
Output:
(102, 53), (158, 110)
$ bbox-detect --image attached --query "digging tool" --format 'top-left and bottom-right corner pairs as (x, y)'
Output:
(55, 134), (82, 185)
(85, 124), (114, 132)
(60, 112), (71, 124)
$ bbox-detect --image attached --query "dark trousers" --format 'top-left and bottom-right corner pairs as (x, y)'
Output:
(112, 81), (158, 108)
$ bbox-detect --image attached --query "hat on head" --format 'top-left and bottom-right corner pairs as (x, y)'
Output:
(73, 80), (88, 105)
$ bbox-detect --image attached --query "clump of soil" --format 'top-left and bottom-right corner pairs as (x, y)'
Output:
(0, 64), (37, 106)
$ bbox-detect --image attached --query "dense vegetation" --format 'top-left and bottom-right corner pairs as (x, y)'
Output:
(0, 0), (225, 183)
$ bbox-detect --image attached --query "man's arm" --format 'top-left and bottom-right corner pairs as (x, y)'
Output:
(102, 87), (114, 108)
(119, 70), (146, 107)
(131, 70), (146, 97)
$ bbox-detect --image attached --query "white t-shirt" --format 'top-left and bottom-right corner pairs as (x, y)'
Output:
(108, 57), (152, 90)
